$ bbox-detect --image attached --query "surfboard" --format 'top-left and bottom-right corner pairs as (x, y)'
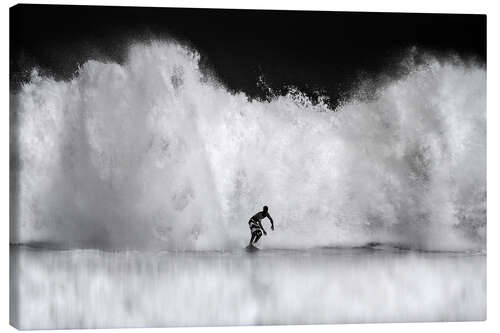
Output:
(246, 244), (260, 252)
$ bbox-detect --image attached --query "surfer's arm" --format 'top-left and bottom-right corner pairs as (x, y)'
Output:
(267, 213), (274, 230)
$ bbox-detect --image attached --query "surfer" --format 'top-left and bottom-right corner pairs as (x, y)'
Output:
(248, 205), (274, 247)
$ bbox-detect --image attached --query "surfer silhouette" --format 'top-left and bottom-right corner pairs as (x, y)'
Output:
(248, 205), (274, 247)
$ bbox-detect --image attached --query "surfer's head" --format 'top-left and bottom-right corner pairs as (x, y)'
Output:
(263, 205), (268, 212)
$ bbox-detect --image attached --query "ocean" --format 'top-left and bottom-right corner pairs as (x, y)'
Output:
(10, 245), (486, 329)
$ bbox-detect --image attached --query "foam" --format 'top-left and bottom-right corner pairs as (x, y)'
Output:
(11, 40), (486, 251)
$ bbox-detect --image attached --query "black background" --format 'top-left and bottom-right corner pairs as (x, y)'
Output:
(10, 4), (486, 107)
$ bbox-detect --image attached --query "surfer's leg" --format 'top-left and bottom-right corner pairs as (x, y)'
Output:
(249, 231), (255, 245)
(253, 230), (262, 244)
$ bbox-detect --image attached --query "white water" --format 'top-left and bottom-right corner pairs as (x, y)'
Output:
(12, 40), (486, 251)
(10, 247), (486, 329)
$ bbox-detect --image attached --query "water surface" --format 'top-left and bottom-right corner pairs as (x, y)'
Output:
(10, 246), (486, 329)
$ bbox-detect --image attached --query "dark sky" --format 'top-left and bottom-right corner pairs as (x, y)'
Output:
(10, 4), (486, 107)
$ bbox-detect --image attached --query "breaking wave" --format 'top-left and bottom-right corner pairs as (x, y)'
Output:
(11, 40), (486, 251)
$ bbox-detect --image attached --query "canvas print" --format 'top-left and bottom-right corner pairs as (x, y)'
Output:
(10, 5), (486, 330)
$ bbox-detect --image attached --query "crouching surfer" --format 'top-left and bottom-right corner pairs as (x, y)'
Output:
(248, 205), (274, 248)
